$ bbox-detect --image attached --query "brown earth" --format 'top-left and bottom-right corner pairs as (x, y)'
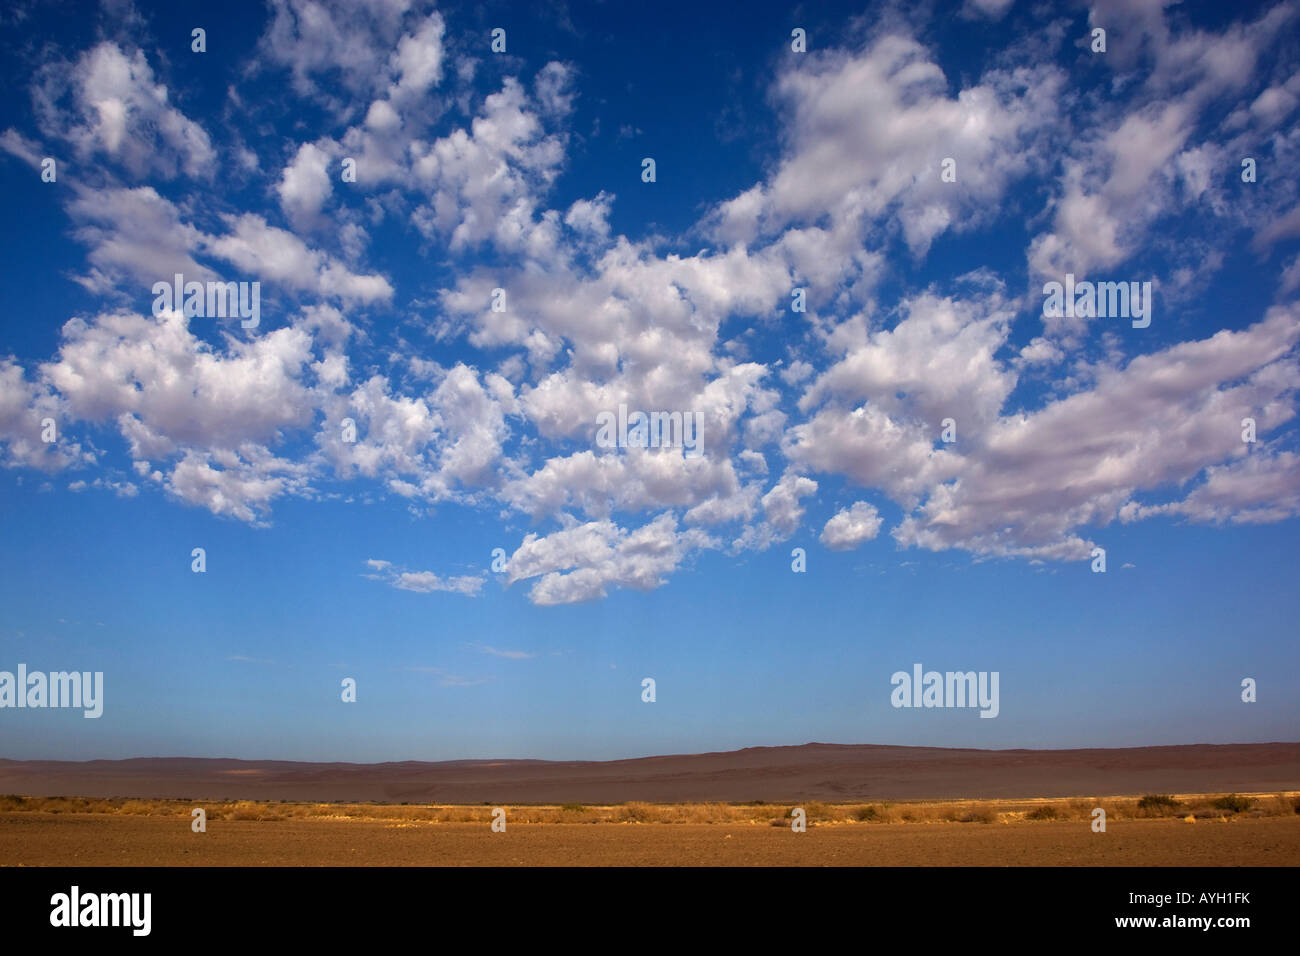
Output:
(2, 742), (1298, 804)
(2, 812), (1297, 866)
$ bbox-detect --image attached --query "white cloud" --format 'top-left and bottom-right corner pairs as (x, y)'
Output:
(204, 214), (393, 302)
(709, 33), (1062, 260)
(67, 186), (212, 295)
(1126, 449), (1300, 526)
(0, 359), (91, 472)
(820, 501), (883, 550)
(3, 8), (1300, 602)
(278, 141), (335, 229)
(368, 560), (485, 596)
(165, 447), (309, 524)
(962, 0), (1015, 19)
(761, 472), (818, 535)
(1029, 2), (1297, 337)
(260, 0), (426, 105)
(392, 570), (484, 596)
(893, 305), (1300, 558)
(34, 43), (214, 179)
(504, 513), (717, 605)
(411, 73), (570, 252)
(471, 643), (535, 659)
(42, 310), (320, 455)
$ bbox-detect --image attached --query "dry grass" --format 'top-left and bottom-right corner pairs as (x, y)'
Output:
(2, 792), (1297, 825)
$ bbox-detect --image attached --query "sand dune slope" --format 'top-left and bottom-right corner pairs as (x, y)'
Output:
(1, 742), (1298, 803)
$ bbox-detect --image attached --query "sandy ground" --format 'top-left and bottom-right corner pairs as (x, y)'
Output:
(2, 812), (1297, 866)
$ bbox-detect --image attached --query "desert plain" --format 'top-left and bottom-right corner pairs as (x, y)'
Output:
(2, 742), (1297, 866)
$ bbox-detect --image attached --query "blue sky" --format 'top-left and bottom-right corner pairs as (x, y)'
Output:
(1, 0), (1298, 762)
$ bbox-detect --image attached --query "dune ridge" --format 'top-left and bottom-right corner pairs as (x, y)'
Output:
(2, 741), (1298, 804)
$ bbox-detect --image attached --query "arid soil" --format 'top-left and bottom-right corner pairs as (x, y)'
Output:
(5, 742), (1296, 866)
(2, 812), (1296, 866)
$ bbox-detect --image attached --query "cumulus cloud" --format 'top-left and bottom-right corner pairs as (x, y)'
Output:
(410, 73), (571, 252)
(709, 33), (1062, 261)
(820, 501), (884, 550)
(367, 560), (485, 596)
(1029, 3), (1298, 338)
(260, 0), (442, 107)
(33, 42), (214, 179)
(893, 306), (1300, 558)
(164, 446), (310, 524)
(41, 310), (320, 454)
(204, 214), (393, 303)
(1, 4), (1298, 605)
(278, 141), (335, 229)
(503, 513), (717, 605)
(1126, 449), (1300, 525)
(0, 359), (91, 472)
(66, 186), (212, 295)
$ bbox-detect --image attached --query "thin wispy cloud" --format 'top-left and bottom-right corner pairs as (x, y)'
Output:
(366, 561), (485, 596)
(469, 643), (536, 660)
(407, 666), (490, 688)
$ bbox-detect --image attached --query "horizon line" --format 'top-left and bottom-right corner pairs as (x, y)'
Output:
(6, 738), (1298, 768)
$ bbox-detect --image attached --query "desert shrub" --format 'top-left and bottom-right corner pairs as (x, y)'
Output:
(1212, 794), (1253, 814)
(1067, 798), (1095, 818)
(804, 801), (832, 820)
(955, 806), (997, 824)
(681, 802), (733, 823)
(1027, 805), (1057, 820)
(618, 801), (655, 823)
(780, 803), (823, 820)
(855, 804), (879, 822)
(560, 803), (585, 812)
(226, 801), (284, 821)
(1254, 793), (1293, 816)
(1137, 794), (1180, 815)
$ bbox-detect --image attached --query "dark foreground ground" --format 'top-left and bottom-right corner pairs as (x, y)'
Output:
(3, 813), (1297, 866)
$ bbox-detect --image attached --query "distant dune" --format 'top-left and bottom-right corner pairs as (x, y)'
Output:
(2, 742), (1298, 804)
